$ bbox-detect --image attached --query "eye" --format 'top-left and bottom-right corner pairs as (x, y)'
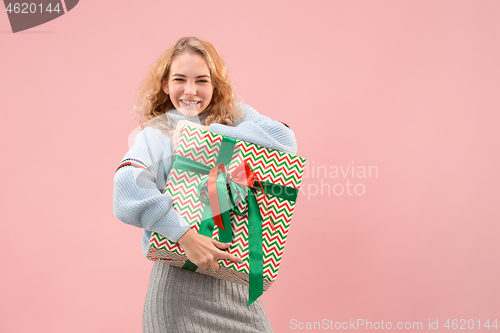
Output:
(197, 79), (209, 83)
(174, 78), (185, 82)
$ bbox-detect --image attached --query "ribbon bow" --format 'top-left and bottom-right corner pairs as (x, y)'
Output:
(204, 162), (271, 237)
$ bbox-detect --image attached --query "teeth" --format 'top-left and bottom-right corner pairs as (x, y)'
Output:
(181, 100), (199, 106)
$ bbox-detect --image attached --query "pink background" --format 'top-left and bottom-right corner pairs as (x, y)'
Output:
(1, 1), (499, 332)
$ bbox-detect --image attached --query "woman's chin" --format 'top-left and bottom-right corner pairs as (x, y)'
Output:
(176, 105), (201, 117)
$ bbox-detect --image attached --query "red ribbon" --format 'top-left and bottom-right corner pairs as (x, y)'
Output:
(207, 162), (272, 232)
(207, 164), (227, 230)
(231, 162), (255, 188)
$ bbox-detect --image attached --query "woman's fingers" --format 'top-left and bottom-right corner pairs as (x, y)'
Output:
(204, 254), (242, 272)
(178, 230), (243, 271)
(197, 244), (243, 271)
(221, 253), (243, 265)
(171, 128), (181, 149)
(212, 239), (231, 249)
(210, 261), (221, 272)
(211, 239), (243, 264)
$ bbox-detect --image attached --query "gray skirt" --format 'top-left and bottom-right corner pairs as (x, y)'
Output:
(143, 261), (274, 332)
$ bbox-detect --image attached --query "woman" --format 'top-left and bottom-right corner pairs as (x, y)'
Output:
(113, 36), (297, 332)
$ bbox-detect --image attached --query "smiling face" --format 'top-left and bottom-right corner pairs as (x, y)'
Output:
(162, 52), (214, 116)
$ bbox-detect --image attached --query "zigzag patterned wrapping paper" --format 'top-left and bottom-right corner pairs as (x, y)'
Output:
(147, 125), (306, 293)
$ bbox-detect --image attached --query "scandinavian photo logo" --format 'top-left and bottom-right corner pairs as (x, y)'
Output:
(3, 0), (79, 33)
(299, 160), (379, 199)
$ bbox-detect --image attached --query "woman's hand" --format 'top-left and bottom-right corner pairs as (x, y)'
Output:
(177, 229), (243, 271)
(170, 120), (209, 149)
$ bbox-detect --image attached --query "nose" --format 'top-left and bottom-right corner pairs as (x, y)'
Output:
(184, 82), (197, 96)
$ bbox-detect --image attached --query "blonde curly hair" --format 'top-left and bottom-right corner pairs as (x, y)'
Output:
(133, 36), (243, 133)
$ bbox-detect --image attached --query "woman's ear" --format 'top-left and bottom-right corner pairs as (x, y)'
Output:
(161, 78), (169, 95)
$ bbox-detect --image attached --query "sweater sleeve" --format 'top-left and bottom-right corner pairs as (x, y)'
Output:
(113, 127), (191, 242)
(209, 104), (298, 155)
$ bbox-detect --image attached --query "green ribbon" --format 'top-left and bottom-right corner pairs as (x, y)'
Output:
(173, 136), (299, 306)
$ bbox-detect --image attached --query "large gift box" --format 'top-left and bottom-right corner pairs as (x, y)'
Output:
(146, 125), (306, 305)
